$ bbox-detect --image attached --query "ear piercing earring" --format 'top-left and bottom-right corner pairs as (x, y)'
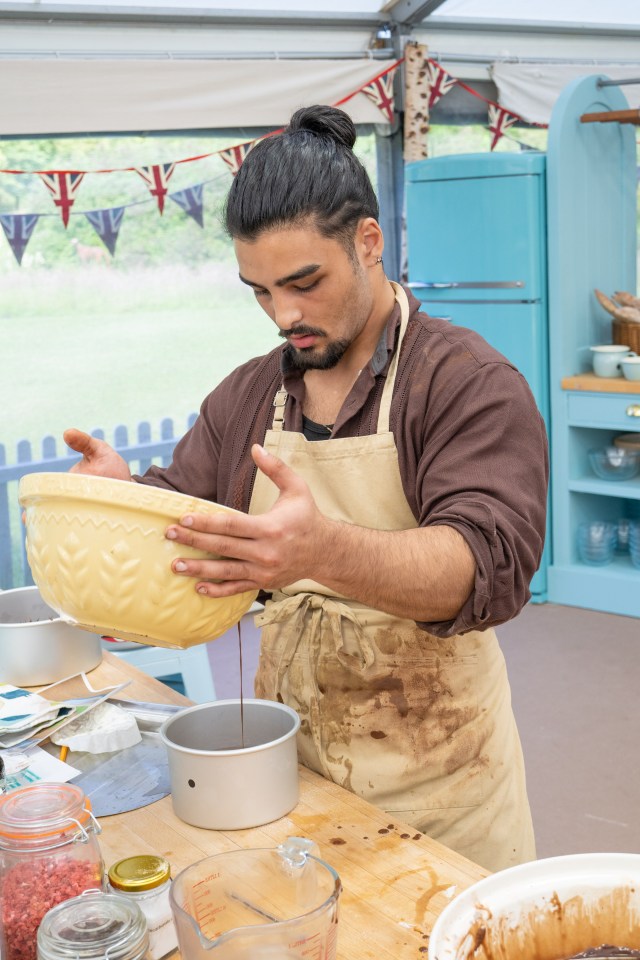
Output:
(375, 256), (383, 264)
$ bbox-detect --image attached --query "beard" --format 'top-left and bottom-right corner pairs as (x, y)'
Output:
(279, 261), (373, 372)
(282, 336), (351, 371)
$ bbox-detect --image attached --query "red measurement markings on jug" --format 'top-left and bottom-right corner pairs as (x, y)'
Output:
(289, 931), (322, 959)
(192, 875), (227, 937)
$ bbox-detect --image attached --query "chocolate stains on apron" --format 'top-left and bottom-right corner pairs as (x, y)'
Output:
(249, 283), (535, 871)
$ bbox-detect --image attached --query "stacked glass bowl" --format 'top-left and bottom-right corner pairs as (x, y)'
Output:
(576, 520), (617, 565)
(630, 522), (640, 569)
(588, 447), (640, 481)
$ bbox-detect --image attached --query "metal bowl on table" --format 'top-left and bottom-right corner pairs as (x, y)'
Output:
(0, 585), (102, 685)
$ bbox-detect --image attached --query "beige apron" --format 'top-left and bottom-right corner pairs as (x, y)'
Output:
(249, 282), (535, 872)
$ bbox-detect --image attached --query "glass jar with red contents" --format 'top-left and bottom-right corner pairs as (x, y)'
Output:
(0, 782), (104, 960)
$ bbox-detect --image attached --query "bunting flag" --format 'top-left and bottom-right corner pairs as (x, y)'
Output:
(0, 55), (548, 268)
(426, 61), (458, 109)
(134, 163), (176, 213)
(84, 206), (125, 256)
(360, 67), (398, 123)
(487, 104), (519, 150)
(39, 171), (84, 227)
(169, 184), (205, 227)
(219, 142), (254, 177)
(0, 213), (39, 265)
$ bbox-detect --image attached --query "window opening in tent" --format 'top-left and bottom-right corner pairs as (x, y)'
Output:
(0, 127), (377, 587)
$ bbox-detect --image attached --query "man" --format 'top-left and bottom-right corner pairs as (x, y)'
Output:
(65, 104), (548, 871)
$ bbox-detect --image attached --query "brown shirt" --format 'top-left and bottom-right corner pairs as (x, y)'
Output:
(139, 287), (549, 637)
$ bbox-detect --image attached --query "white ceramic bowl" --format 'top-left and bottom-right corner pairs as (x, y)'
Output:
(429, 852), (640, 960)
(590, 344), (632, 378)
(18, 472), (258, 649)
(0, 585), (102, 685)
(160, 699), (301, 830)
(621, 356), (640, 381)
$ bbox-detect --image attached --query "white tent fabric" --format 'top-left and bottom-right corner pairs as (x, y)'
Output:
(0, 58), (392, 136)
(492, 62), (640, 124)
(433, 0), (640, 25)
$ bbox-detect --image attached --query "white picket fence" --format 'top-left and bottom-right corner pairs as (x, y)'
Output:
(0, 414), (196, 590)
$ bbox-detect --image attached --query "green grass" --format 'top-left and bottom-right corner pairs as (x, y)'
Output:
(1, 260), (282, 587)
(1, 262), (280, 455)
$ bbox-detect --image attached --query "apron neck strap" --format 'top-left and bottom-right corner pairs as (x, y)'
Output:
(376, 281), (411, 433)
(271, 386), (288, 433)
(270, 282), (411, 435)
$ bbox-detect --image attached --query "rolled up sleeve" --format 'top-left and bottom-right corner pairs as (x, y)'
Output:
(412, 360), (549, 637)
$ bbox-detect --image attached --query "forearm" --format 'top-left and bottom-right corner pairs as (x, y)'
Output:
(311, 519), (476, 622)
(165, 446), (477, 624)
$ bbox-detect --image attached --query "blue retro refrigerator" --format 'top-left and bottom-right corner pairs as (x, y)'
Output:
(405, 152), (550, 600)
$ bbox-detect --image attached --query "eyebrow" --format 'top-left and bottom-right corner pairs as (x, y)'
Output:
(239, 263), (321, 289)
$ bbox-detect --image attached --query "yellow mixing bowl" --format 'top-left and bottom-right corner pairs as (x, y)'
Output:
(18, 472), (258, 649)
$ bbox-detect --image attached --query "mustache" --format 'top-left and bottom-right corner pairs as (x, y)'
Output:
(279, 325), (327, 340)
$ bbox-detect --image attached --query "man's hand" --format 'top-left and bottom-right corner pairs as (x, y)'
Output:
(64, 428), (132, 481)
(165, 444), (327, 597)
(165, 444), (476, 623)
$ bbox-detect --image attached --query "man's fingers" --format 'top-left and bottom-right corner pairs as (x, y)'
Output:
(166, 521), (259, 563)
(251, 443), (306, 496)
(195, 579), (258, 598)
(63, 428), (99, 459)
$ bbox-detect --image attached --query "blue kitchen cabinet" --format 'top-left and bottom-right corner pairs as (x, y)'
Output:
(405, 152), (550, 601)
(546, 75), (639, 617)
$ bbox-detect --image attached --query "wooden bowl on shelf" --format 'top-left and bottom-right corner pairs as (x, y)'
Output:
(614, 433), (640, 452)
(613, 318), (640, 354)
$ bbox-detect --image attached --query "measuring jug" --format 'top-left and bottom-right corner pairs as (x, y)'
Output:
(169, 838), (341, 959)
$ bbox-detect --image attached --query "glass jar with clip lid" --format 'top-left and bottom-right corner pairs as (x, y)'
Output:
(0, 782), (104, 960)
(37, 891), (149, 960)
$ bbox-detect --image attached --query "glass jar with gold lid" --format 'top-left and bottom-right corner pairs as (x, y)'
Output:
(108, 855), (178, 959)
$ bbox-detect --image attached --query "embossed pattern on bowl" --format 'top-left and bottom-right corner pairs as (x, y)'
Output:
(18, 472), (258, 649)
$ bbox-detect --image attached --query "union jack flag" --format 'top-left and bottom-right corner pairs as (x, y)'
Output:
(39, 172), (84, 227)
(135, 163), (176, 213)
(169, 184), (205, 227)
(426, 61), (458, 109)
(361, 68), (397, 123)
(219, 142), (254, 177)
(84, 206), (125, 256)
(487, 104), (518, 150)
(0, 213), (40, 265)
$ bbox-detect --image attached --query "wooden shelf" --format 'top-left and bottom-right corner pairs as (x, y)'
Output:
(580, 108), (640, 125)
(561, 372), (640, 394)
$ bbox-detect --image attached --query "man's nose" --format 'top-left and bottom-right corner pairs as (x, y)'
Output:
(272, 293), (303, 331)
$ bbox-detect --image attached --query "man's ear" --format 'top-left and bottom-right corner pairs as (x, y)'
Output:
(356, 217), (384, 265)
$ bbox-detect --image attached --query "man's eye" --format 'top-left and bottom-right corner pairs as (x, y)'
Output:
(295, 280), (320, 293)
(254, 288), (270, 298)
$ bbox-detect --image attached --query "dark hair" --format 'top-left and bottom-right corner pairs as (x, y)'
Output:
(224, 105), (379, 249)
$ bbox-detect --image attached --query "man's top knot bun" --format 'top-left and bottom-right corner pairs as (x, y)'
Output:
(287, 105), (356, 150)
(225, 102), (377, 241)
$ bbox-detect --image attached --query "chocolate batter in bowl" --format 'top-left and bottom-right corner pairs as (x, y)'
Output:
(428, 853), (640, 960)
(566, 950), (640, 958)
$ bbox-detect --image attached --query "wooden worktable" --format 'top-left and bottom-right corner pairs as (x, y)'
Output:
(66, 653), (488, 959)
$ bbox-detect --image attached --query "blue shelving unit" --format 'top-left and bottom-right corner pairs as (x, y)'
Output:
(547, 75), (640, 617)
